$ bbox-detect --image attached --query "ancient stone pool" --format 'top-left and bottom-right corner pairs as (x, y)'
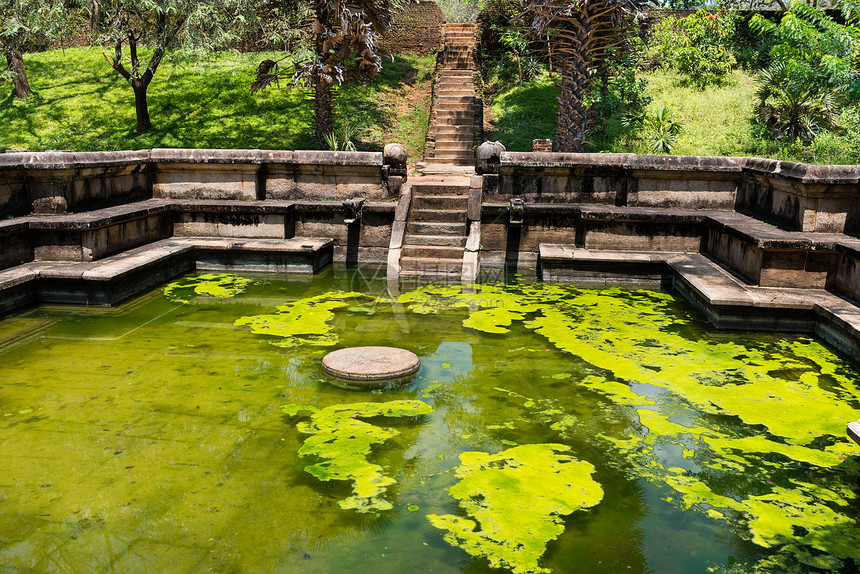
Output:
(0, 268), (858, 572)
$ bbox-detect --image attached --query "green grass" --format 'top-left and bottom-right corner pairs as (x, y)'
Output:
(487, 68), (860, 164)
(338, 53), (435, 159)
(0, 48), (434, 159)
(486, 72), (558, 151)
(601, 68), (760, 157)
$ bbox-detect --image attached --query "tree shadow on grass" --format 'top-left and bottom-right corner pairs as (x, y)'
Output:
(336, 54), (430, 151)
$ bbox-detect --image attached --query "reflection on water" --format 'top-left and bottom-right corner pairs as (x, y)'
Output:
(0, 268), (857, 572)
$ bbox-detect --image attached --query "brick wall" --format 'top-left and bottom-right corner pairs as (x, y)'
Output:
(383, 1), (446, 55)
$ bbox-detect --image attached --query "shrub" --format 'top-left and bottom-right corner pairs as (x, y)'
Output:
(622, 105), (685, 154)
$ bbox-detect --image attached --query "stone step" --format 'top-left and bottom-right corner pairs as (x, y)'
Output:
(435, 117), (474, 127)
(411, 183), (471, 195)
(400, 257), (463, 275)
(436, 101), (474, 109)
(436, 108), (474, 117)
(412, 194), (469, 209)
(426, 157), (476, 167)
(435, 133), (474, 143)
(437, 87), (474, 95)
(402, 234), (467, 247)
(436, 105), (475, 115)
(436, 83), (474, 91)
(438, 72), (474, 80)
(438, 95), (474, 104)
(410, 209), (468, 223)
(402, 245), (465, 259)
(433, 151), (475, 162)
(435, 141), (474, 152)
(436, 125), (473, 135)
(406, 221), (468, 236)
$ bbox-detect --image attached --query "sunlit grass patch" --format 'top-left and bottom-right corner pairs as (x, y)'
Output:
(0, 48), (433, 156)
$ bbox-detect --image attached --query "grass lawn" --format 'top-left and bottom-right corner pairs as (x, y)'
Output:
(487, 68), (860, 164)
(0, 48), (434, 161)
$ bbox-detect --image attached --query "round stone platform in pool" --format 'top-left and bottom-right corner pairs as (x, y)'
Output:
(322, 346), (421, 387)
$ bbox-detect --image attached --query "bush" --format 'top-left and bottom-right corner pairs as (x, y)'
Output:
(647, 10), (738, 89)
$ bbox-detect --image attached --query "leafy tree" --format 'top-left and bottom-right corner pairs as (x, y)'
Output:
(252, 0), (408, 148)
(751, 0), (860, 95)
(98, 0), (249, 133)
(1, 0), (65, 99)
(648, 10), (738, 89)
(497, 27), (527, 87)
(521, 0), (651, 151)
(750, 0), (859, 140)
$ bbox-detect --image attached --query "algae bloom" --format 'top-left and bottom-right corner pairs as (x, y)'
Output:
(283, 400), (434, 513)
(235, 291), (374, 347)
(163, 273), (257, 303)
(427, 444), (604, 574)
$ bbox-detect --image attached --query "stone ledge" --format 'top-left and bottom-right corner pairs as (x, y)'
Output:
(849, 421), (860, 447)
(539, 243), (860, 360)
(0, 150), (151, 171)
(499, 152), (859, 183)
(182, 237), (334, 253)
(579, 205), (709, 223)
(0, 236), (335, 312)
(0, 149), (388, 169)
(25, 199), (174, 231)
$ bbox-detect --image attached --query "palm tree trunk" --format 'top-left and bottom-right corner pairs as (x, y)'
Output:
(556, 56), (591, 152)
(5, 49), (31, 99)
(314, 78), (334, 149)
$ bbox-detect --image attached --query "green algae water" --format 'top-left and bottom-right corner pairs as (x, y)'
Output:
(0, 267), (859, 573)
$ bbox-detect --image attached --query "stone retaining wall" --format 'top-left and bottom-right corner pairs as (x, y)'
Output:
(0, 147), (407, 217)
(482, 151), (860, 233)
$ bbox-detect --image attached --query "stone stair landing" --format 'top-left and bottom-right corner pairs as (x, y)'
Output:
(425, 23), (479, 166)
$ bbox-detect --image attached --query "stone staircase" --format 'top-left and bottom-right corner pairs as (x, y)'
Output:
(399, 182), (470, 278)
(426, 23), (478, 166)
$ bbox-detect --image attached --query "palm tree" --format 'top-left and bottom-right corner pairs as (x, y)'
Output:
(520, 0), (650, 151)
(755, 61), (837, 142)
(253, 0), (408, 148)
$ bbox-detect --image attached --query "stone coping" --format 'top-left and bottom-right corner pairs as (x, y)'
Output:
(0, 199), (397, 234)
(4, 149), (857, 184)
(499, 152), (860, 183)
(0, 148), (387, 170)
